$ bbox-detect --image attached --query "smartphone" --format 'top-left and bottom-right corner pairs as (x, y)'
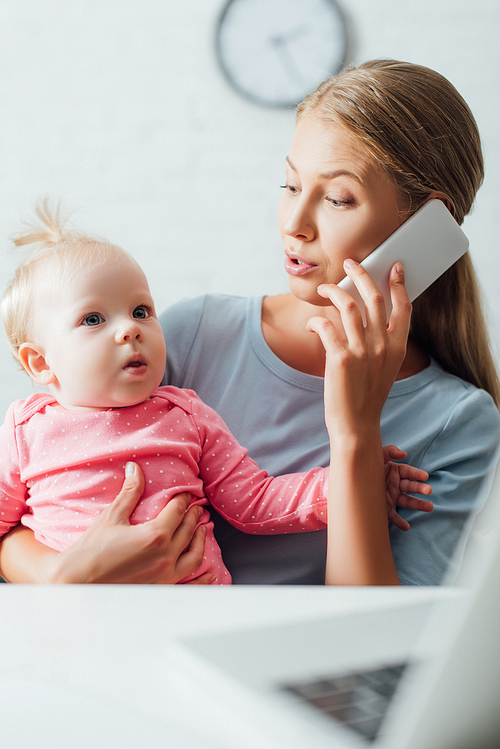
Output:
(337, 199), (469, 324)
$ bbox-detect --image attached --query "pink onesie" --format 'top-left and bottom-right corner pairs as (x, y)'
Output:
(0, 386), (328, 583)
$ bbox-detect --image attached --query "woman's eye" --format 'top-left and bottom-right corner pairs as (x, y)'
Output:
(280, 184), (299, 194)
(326, 196), (354, 208)
(133, 306), (150, 319)
(82, 314), (104, 326)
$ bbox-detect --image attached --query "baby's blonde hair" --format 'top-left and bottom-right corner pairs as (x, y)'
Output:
(2, 199), (131, 366)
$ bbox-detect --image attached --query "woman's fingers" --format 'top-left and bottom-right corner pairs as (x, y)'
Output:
(306, 312), (345, 355)
(341, 258), (389, 330)
(317, 259), (390, 332)
(185, 571), (217, 585)
(175, 525), (210, 582)
(104, 462), (146, 524)
(147, 502), (208, 583)
(387, 262), (413, 337)
(335, 258), (412, 336)
(316, 281), (365, 343)
(42, 476), (204, 584)
(162, 500), (202, 550)
(317, 260), (411, 347)
(146, 494), (201, 563)
(149, 496), (208, 581)
(310, 266), (409, 435)
(153, 491), (197, 536)
(83, 480), (202, 583)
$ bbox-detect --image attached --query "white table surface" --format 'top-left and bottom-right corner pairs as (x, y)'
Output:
(0, 585), (461, 749)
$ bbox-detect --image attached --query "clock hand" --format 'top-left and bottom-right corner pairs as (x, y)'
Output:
(269, 33), (308, 87)
(280, 24), (311, 45)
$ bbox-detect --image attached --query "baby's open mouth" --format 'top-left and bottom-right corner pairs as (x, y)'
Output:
(123, 358), (147, 372)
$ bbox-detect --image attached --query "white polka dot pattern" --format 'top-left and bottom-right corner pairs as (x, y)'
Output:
(0, 387), (328, 584)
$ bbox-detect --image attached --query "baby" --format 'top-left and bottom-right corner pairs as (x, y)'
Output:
(0, 202), (432, 584)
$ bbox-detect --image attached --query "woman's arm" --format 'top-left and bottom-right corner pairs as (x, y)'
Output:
(308, 260), (411, 585)
(327, 432), (397, 585)
(0, 463), (210, 584)
(0, 525), (61, 583)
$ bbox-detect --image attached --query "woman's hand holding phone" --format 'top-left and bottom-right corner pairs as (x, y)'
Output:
(307, 259), (411, 441)
(307, 260), (411, 585)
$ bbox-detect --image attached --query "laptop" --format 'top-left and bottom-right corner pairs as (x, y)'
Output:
(179, 459), (500, 749)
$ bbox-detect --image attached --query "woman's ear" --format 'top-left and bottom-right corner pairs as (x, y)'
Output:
(425, 192), (452, 212)
(18, 343), (56, 386)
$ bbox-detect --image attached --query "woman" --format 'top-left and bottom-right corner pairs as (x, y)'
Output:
(1, 59), (499, 585)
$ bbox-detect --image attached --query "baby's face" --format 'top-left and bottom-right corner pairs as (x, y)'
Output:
(32, 252), (167, 411)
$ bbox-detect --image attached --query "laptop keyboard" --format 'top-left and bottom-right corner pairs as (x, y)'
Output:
(280, 662), (408, 742)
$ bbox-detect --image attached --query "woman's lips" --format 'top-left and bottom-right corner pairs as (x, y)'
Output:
(284, 250), (318, 277)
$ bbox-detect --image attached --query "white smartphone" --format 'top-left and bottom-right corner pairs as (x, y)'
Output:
(337, 199), (469, 324)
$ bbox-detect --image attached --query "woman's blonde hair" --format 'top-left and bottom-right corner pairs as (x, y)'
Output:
(298, 59), (500, 406)
(1, 199), (128, 366)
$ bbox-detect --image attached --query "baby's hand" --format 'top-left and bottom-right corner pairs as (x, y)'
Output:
(383, 445), (433, 531)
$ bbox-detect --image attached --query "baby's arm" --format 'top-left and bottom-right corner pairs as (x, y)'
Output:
(190, 393), (326, 532)
(190, 394), (431, 533)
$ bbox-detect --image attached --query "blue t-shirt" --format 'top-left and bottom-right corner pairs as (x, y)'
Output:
(161, 293), (500, 586)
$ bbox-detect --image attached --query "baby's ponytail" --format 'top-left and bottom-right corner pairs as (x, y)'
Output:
(11, 198), (88, 251)
(1, 199), (115, 366)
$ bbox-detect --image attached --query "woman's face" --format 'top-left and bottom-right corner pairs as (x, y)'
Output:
(278, 113), (405, 306)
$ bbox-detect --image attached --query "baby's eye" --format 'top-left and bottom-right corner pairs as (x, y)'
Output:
(133, 306), (150, 319)
(280, 184), (299, 194)
(82, 314), (104, 326)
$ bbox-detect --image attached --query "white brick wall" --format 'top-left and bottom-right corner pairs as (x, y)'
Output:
(0, 0), (499, 414)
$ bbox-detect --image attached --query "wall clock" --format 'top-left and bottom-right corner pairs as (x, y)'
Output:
(215, 0), (348, 108)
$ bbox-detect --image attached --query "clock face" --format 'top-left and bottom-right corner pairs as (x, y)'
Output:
(215, 0), (348, 108)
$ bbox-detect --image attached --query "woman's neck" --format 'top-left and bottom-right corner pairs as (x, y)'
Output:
(261, 293), (429, 380)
